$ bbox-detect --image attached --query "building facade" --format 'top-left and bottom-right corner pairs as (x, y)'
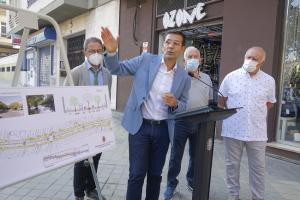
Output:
(115, 0), (300, 160)
(0, 0), (18, 58)
(3, 0), (119, 108)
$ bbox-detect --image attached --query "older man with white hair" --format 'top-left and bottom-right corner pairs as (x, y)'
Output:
(219, 47), (276, 200)
(164, 46), (213, 200)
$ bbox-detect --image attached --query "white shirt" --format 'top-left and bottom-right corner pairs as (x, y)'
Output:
(142, 59), (176, 120)
(219, 68), (276, 141)
(187, 72), (213, 109)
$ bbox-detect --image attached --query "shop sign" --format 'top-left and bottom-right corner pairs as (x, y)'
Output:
(163, 3), (207, 29)
(27, 27), (56, 46)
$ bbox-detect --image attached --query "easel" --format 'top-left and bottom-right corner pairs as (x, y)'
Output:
(0, 4), (104, 199)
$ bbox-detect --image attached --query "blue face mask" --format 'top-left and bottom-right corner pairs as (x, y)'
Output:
(186, 59), (200, 72)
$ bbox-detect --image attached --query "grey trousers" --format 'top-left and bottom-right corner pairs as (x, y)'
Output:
(224, 137), (266, 200)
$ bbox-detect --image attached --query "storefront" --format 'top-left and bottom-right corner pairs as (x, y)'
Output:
(26, 27), (56, 87)
(116, 0), (300, 160)
(276, 0), (300, 151)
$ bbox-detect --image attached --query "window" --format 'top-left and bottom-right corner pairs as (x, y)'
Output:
(1, 22), (6, 37)
(67, 35), (85, 69)
(156, 0), (184, 16)
(11, 66), (15, 71)
(187, 0), (208, 7)
(27, 0), (38, 8)
(156, 0), (207, 16)
(278, 0), (300, 147)
(6, 67), (10, 72)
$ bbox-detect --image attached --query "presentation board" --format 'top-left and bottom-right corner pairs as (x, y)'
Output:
(0, 86), (115, 189)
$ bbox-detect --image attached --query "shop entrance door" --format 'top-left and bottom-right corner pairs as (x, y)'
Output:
(158, 23), (223, 101)
(26, 50), (36, 86)
(39, 46), (51, 86)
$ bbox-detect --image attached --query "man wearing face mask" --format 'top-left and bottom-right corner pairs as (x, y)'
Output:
(218, 47), (276, 200)
(64, 37), (111, 200)
(164, 46), (213, 200)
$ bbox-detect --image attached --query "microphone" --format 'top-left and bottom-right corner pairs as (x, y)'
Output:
(188, 71), (226, 109)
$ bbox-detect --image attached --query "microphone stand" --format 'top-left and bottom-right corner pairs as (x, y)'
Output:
(188, 71), (227, 110)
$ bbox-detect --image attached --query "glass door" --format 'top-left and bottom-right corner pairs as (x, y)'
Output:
(277, 0), (300, 147)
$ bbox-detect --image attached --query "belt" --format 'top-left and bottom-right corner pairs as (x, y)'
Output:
(143, 118), (166, 125)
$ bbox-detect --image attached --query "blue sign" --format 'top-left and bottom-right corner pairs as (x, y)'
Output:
(27, 27), (56, 46)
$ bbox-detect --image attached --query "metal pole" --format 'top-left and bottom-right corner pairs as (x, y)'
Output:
(55, 41), (61, 86)
(87, 157), (104, 200)
(11, 28), (29, 87)
(0, 4), (74, 86)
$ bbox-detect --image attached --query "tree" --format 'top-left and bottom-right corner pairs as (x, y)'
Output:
(26, 95), (44, 109)
(69, 96), (79, 112)
(9, 102), (22, 110)
(41, 95), (55, 111)
(0, 101), (8, 110)
(94, 95), (102, 108)
(82, 93), (92, 111)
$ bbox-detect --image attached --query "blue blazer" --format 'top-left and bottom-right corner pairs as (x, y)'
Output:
(104, 53), (191, 137)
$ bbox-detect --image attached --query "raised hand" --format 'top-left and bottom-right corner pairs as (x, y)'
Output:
(101, 27), (118, 53)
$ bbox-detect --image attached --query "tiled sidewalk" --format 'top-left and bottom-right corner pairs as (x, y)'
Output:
(0, 112), (300, 200)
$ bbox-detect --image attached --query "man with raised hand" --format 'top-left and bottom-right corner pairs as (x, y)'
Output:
(101, 27), (191, 200)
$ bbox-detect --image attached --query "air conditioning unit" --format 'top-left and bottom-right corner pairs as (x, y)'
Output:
(7, 10), (21, 34)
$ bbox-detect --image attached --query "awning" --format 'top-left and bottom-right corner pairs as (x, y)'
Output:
(27, 27), (56, 47)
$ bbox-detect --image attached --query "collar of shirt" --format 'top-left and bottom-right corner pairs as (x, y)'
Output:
(161, 58), (177, 74)
(85, 60), (103, 72)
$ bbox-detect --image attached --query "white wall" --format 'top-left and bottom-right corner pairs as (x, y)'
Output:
(59, 0), (120, 109)
(20, 0), (55, 11)
(4, 0), (120, 109)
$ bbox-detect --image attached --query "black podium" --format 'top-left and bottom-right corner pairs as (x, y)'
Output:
(175, 106), (237, 200)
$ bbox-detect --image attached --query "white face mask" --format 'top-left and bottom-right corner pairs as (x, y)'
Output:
(88, 53), (103, 66)
(243, 59), (258, 72)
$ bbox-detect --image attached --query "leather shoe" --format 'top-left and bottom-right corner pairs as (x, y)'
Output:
(85, 189), (106, 200)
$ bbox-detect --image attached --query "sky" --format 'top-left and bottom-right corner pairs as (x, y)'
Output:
(0, 95), (22, 105)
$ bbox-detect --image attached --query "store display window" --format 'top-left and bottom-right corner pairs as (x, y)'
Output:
(278, 0), (300, 146)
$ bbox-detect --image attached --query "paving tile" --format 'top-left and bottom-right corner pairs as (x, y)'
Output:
(5, 195), (26, 200)
(0, 187), (18, 195)
(38, 189), (59, 198)
(51, 191), (72, 200)
(21, 196), (37, 200)
(0, 193), (9, 199)
(13, 188), (31, 196)
(23, 189), (44, 197)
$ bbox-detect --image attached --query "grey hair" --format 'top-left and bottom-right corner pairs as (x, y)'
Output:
(184, 46), (200, 60)
(83, 37), (103, 51)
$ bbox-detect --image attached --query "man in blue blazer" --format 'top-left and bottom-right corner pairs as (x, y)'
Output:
(101, 27), (191, 200)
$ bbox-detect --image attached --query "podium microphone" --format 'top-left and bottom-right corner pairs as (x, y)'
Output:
(188, 71), (226, 109)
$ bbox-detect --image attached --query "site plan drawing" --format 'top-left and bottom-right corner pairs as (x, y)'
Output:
(0, 86), (115, 189)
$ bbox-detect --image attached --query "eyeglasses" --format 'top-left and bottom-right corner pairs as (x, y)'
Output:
(86, 49), (103, 54)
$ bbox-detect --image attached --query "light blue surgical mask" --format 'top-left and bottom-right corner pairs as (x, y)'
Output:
(186, 59), (200, 72)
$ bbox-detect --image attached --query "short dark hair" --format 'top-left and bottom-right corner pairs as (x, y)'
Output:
(83, 37), (103, 51)
(166, 31), (186, 46)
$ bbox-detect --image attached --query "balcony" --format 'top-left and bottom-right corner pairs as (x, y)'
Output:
(39, 0), (98, 23)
